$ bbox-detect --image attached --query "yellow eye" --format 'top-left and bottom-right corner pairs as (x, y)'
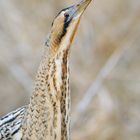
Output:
(64, 13), (69, 18)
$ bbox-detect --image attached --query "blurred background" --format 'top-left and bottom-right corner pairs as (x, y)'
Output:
(0, 0), (140, 139)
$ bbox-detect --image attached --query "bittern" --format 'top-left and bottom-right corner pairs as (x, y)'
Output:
(0, 0), (92, 139)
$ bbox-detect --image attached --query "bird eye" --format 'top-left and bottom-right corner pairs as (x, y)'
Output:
(64, 13), (69, 18)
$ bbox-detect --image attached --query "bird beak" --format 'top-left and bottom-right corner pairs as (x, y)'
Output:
(67, 0), (92, 21)
(75, 0), (92, 15)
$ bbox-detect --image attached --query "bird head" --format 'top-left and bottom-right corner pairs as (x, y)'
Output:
(47, 0), (92, 55)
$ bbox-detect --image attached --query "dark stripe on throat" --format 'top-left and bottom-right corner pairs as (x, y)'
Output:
(60, 16), (72, 42)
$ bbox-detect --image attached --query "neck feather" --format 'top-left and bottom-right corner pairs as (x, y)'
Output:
(22, 44), (70, 140)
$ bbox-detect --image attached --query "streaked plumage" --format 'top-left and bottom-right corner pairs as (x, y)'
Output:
(0, 107), (26, 139)
(0, 0), (92, 139)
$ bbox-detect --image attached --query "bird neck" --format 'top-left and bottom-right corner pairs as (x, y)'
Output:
(22, 45), (71, 140)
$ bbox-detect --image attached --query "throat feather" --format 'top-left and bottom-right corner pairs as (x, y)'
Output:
(55, 58), (63, 91)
